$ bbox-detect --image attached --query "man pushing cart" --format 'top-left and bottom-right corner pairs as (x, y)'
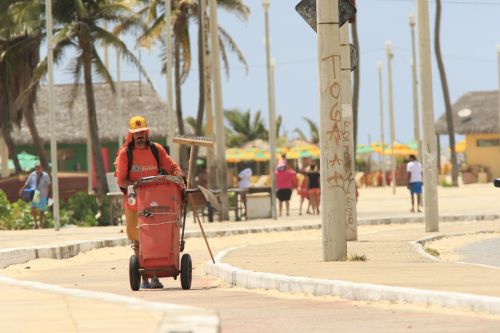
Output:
(115, 116), (218, 291)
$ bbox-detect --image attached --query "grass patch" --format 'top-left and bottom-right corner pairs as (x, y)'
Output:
(347, 253), (367, 261)
(424, 247), (440, 257)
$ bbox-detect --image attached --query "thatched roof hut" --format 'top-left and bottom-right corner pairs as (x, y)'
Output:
(12, 81), (173, 145)
(435, 90), (499, 135)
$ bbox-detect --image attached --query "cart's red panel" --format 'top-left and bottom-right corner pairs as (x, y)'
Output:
(137, 178), (183, 278)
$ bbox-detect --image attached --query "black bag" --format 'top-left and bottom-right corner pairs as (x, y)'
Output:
(22, 189), (35, 202)
(22, 174), (42, 202)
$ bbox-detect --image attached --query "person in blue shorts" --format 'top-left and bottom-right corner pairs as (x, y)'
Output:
(18, 163), (51, 228)
(406, 154), (423, 213)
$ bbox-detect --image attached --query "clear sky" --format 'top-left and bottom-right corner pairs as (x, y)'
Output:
(53, 0), (500, 147)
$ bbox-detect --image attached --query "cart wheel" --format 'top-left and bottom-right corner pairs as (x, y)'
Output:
(180, 253), (192, 290)
(129, 255), (141, 291)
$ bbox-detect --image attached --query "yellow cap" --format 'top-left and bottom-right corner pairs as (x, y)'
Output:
(128, 116), (149, 133)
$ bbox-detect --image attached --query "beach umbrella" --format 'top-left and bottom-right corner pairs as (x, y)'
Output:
(371, 142), (416, 157)
(455, 139), (466, 153)
(288, 143), (320, 159)
(225, 148), (245, 163)
(356, 144), (373, 155)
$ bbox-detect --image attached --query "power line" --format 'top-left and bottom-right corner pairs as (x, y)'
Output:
(372, 0), (500, 5)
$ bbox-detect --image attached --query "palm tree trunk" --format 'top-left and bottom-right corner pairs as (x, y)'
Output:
(435, 0), (458, 186)
(23, 35), (49, 170)
(174, 40), (188, 171)
(351, 20), (360, 153)
(80, 36), (109, 196)
(1, 127), (20, 173)
(0, 57), (21, 173)
(187, 7), (208, 185)
(24, 107), (49, 170)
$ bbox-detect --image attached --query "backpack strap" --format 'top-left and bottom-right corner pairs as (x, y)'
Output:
(149, 142), (161, 172)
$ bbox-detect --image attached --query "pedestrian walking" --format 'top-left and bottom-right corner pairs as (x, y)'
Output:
(297, 171), (311, 215)
(305, 164), (321, 215)
(18, 163), (51, 229)
(407, 154), (423, 212)
(238, 164), (252, 214)
(275, 160), (297, 216)
(114, 115), (184, 289)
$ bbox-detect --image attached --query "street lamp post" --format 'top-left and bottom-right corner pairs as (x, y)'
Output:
(416, 0), (439, 232)
(409, 13), (422, 160)
(164, 0), (179, 162)
(45, 0), (60, 231)
(385, 40), (396, 195)
(209, 0), (229, 219)
(262, 0), (277, 220)
(377, 61), (387, 187)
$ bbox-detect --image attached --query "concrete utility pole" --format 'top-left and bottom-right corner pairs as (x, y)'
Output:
(377, 61), (387, 187)
(416, 0), (439, 232)
(45, 0), (60, 231)
(209, 0), (229, 219)
(340, 23), (357, 241)
(262, 0), (277, 220)
(165, 0), (179, 162)
(385, 40), (396, 195)
(497, 45), (500, 142)
(316, 0), (346, 261)
(116, 49), (122, 148)
(200, 0), (217, 191)
(409, 13), (422, 160)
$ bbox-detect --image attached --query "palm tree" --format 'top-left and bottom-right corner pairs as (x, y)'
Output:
(435, 0), (458, 186)
(0, 0), (48, 172)
(293, 117), (319, 144)
(137, 0), (249, 170)
(13, 0), (151, 197)
(224, 108), (268, 147)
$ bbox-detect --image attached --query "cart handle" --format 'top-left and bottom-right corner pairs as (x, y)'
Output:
(134, 175), (183, 188)
(137, 220), (180, 228)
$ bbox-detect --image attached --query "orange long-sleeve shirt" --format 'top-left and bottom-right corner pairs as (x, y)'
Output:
(115, 142), (183, 210)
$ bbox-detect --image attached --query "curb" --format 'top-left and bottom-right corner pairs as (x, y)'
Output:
(0, 275), (219, 333)
(411, 230), (500, 269)
(2, 212), (497, 269)
(206, 246), (500, 315)
(1, 211), (499, 323)
(0, 237), (130, 269)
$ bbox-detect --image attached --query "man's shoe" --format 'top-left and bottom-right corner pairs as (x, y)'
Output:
(141, 278), (151, 289)
(150, 277), (164, 289)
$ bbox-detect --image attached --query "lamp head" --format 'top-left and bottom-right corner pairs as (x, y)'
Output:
(408, 13), (416, 27)
(384, 40), (393, 56)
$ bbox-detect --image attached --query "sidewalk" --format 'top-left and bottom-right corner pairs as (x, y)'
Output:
(1, 183), (500, 331)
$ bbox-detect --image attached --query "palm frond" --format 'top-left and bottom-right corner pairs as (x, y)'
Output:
(219, 26), (248, 74)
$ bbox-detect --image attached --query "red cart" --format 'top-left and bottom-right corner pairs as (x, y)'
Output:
(128, 175), (192, 291)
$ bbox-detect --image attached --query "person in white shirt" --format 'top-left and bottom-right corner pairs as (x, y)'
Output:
(238, 166), (253, 216)
(18, 163), (51, 228)
(406, 154), (423, 212)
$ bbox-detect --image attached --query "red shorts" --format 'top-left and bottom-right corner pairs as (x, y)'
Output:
(298, 188), (309, 199)
(308, 188), (320, 196)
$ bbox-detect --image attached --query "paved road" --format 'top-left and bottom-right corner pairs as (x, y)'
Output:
(457, 237), (500, 268)
(4, 237), (500, 333)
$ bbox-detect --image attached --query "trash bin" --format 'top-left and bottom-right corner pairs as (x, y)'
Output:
(246, 193), (271, 219)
